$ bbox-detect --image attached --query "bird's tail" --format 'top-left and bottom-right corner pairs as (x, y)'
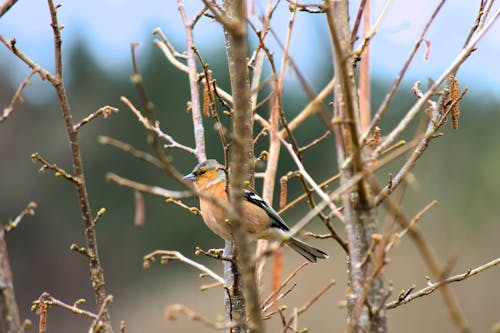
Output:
(285, 237), (329, 263)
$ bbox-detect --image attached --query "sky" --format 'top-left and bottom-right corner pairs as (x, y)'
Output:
(1, 0), (499, 100)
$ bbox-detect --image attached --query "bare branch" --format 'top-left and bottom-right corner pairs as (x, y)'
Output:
(3, 201), (37, 234)
(144, 250), (224, 285)
(385, 200), (438, 253)
(31, 293), (97, 320)
(361, 0), (447, 144)
(106, 172), (193, 199)
(31, 152), (81, 185)
(120, 96), (196, 155)
(0, 0), (18, 17)
(0, 229), (22, 332)
(375, 8), (500, 155)
(386, 258), (500, 309)
(177, 0), (207, 162)
(88, 295), (113, 333)
(166, 304), (236, 331)
(98, 136), (163, 169)
(74, 106), (118, 131)
(1, 70), (36, 124)
(279, 136), (344, 222)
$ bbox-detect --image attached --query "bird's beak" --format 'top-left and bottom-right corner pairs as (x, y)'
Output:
(183, 172), (196, 181)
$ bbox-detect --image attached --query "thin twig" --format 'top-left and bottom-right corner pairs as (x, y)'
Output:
(279, 136), (345, 222)
(31, 152), (81, 185)
(166, 304), (236, 331)
(144, 250), (224, 284)
(3, 201), (37, 234)
(98, 136), (163, 169)
(88, 295), (113, 333)
(385, 200), (437, 253)
(386, 258), (500, 309)
(121, 96), (196, 156)
(262, 262), (309, 310)
(297, 278), (336, 314)
(0, 0), (18, 17)
(106, 173), (193, 199)
(32, 293), (97, 320)
(177, 0), (207, 162)
(361, 0), (447, 145)
(282, 279), (336, 332)
(375, 8), (500, 155)
(1, 69), (36, 124)
(74, 106), (118, 131)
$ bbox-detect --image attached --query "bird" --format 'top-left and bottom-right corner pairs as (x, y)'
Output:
(183, 159), (328, 263)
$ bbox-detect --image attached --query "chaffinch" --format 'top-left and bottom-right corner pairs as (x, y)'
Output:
(183, 159), (328, 263)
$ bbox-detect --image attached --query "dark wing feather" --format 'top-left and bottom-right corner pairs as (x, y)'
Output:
(243, 190), (290, 231)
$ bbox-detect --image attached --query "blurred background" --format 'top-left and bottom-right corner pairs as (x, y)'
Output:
(0, 0), (499, 332)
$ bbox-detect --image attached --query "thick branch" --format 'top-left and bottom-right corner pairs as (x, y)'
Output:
(223, 0), (263, 331)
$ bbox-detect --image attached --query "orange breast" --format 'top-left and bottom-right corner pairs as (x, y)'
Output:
(198, 182), (272, 242)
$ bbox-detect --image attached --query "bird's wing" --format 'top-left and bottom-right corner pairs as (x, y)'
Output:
(243, 189), (290, 232)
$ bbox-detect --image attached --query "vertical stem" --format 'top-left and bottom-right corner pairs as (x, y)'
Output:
(325, 0), (386, 332)
(223, 243), (246, 333)
(47, 1), (112, 331)
(359, 0), (371, 132)
(223, 0), (264, 332)
(178, 0), (207, 162)
(0, 230), (21, 333)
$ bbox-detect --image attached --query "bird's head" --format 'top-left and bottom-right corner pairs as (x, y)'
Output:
(183, 159), (226, 190)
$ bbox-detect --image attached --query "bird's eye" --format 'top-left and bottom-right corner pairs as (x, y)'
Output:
(199, 169), (206, 175)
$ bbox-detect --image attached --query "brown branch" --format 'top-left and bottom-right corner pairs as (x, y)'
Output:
(191, 46), (228, 153)
(120, 96), (196, 156)
(31, 152), (81, 185)
(0, 0), (18, 17)
(223, 0), (264, 331)
(278, 173), (340, 214)
(361, 0), (447, 144)
(74, 106), (118, 131)
(31, 293), (97, 320)
(385, 200), (437, 253)
(358, 0), (370, 132)
(374, 79), (467, 205)
(0, 229), (22, 332)
(262, 262), (309, 311)
(144, 250), (224, 284)
(325, 0), (370, 207)
(298, 131), (331, 154)
(279, 136), (344, 222)
(1, 69), (36, 124)
(375, 7), (500, 155)
(325, 1), (387, 331)
(88, 295), (113, 333)
(350, 0), (368, 44)
(106, 172), (193, 199)
(372, 179), (470, 332)
(386, 258), (500, 309)
(3, 201), (37, 234)
(0, 35), (55, 83)
(128, 46), (198, 192)
(297, 278), (336, 315)
(45, 2), (115, 329)
(177, 0), (207, 162)
(98, 136), (163, 169)
(195, 247), (233, 263)
(166, 304), (236, 331)
(281, 279), (336, 332)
